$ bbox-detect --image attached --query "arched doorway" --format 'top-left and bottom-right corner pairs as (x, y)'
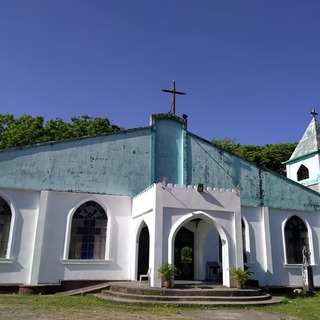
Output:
(170, 214), (226, 284)
(137, 225), (150, 279)
(174, 226), (194, 280)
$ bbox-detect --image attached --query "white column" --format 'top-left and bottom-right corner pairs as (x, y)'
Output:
(150, 185), (163, 287)
(261, 206), (273, 280)
(28, 190), (49, 285)
(234, 209), (244, 268)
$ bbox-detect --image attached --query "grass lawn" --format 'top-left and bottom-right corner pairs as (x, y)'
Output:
(0, 292), (319, 320)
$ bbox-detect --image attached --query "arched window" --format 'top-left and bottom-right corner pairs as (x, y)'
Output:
(68, 201), (107, 260)
(297, 165), (309, 181)
(0, 196), (12, 258)
(285, 216), (309, 264)
(242, 219), (247, 263)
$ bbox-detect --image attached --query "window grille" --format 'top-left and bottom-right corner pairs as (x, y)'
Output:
(68, 201), (107, 260)
(285, 215), (309, 264)
(0, 197), (11, 258)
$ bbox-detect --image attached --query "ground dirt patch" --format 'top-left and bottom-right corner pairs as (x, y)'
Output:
(0, 305), (298, 320)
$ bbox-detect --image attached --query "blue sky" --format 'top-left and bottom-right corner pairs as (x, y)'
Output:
(1, 0), (320, 145)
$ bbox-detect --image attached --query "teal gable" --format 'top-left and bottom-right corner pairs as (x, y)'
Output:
(1, 113), (320, 211)
(0, 128), (152, 196)
(187, 133), (320, 210)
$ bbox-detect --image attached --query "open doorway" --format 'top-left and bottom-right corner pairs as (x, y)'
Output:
(137, 224), (149, 279)
(174, 226), (194, 280)
(171, 215), (224, 284)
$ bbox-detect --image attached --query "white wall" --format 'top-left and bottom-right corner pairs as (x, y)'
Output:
(268, 208), (320, 287)
(242, 205), (320, 287)
(241, 206), (271, 286)
(0, 188), (133, 285)
(0, 189), (40, 284)
(3, 183), (320, 288)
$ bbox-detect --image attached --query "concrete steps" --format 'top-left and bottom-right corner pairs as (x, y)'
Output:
(93, 281), (283, 306)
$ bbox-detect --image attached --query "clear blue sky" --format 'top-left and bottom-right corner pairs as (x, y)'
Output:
(1, 0), (320, 145)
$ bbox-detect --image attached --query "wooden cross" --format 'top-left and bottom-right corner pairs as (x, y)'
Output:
(161, 80), (186, 115)
(311, 108), (318, 118)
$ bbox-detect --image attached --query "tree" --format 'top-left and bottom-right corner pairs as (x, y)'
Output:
(69, 115), (120, 137)
(212, 138), (297, 176)
(211, 137), (240, 152)
(0, 114), (121, 150)
(0, 114), (45, 149)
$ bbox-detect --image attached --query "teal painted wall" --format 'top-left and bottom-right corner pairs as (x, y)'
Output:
(2, 114), (320, 211)
(0, 129), (152, 196)
(153, 116), (184, 184)
(187, 134), (320, 211)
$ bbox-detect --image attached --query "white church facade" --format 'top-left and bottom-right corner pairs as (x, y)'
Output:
(1, 112), (320, 289)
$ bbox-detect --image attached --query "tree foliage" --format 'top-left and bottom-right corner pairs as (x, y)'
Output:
(0, 114), (121, 150)
(212, 138), (297, 175)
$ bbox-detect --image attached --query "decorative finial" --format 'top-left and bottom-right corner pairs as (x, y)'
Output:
(161, 80), (186, 115)
(162, 176), (168, 187)
(310, 108), (318, 119)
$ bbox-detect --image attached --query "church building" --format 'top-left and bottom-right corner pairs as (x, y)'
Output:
(0, 104), (320, 289)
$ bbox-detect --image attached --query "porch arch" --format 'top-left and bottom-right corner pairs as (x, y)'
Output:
(168, 211), (231, 287)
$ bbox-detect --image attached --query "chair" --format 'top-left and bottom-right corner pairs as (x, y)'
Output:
(139, 267), (151, 287)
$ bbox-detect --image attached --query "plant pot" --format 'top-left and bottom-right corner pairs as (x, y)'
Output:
(163, 280), (171, 288)
(236, 281), (245, 289)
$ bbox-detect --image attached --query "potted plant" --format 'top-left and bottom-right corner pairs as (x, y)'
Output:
(229, 267), (250, 289)
(158, 263), (181, 288)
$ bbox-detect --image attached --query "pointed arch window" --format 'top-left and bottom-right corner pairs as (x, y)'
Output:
(285, 216), (309, 264)
(68, 201), (107, 260)
(0, 197), (12, 258)
(297, 165), (309, 181)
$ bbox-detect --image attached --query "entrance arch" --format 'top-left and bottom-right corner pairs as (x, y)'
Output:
(168, 211), (230, 287)
(137, 223), (150, 279)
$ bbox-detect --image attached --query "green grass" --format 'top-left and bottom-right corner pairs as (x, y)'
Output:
(0, 292), (319, 319)
(256, 293), (320, 320)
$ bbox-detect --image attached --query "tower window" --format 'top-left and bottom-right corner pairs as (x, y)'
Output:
(297, 165), (309, 181)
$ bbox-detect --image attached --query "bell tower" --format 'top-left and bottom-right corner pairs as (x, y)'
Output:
(286, 109), (320, 192)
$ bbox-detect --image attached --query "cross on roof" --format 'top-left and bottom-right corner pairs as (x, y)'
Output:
(161, 80), (186, 115)
(311, 108), (318, 119)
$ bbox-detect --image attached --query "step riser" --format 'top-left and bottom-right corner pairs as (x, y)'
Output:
(95, 282), (276, 305)
(108, 286), (262, 297)
(102, 291), (271, 302)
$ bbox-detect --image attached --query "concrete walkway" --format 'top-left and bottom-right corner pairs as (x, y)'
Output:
(179, 310), (298, 320)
